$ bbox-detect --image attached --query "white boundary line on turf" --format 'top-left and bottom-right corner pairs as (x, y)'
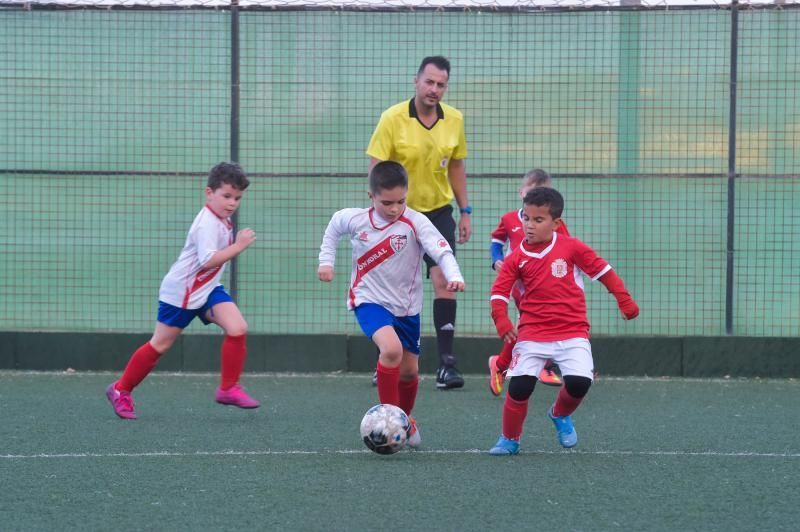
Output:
(0, 370), (795, 384)
(2, 449), (798, 459)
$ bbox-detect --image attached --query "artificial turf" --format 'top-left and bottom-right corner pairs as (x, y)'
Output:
(1, 372), (797, 531)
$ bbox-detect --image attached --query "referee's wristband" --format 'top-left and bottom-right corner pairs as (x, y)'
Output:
(459, 205), (473, 215)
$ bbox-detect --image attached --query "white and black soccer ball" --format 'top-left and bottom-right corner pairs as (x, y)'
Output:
(359, 403), (410, 455)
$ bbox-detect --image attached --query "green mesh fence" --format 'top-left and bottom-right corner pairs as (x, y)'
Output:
(0, 3), (798, 337)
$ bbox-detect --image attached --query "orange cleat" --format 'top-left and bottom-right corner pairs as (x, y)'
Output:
(488, 355), (505, 396)
(538, 361), (562, 387)
(406, 416), (421, 448)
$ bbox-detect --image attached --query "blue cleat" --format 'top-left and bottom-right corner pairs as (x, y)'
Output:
(488, 436), (520, 456)
(548, 408), (578, 448)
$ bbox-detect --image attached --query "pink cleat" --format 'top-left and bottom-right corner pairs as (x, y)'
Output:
(106, 382), (137, 420)
(215, 384), (260, 409)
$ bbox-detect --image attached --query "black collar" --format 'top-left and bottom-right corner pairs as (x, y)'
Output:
(408, 98), (444, 130)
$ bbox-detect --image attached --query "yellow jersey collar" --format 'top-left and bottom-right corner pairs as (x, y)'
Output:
(408, 98), (445, 129)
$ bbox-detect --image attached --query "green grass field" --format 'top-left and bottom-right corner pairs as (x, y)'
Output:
(1, 372), (798, 530)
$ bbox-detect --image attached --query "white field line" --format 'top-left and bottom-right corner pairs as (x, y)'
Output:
(0, 370), (795, 384)
(2, 449), (798, 460)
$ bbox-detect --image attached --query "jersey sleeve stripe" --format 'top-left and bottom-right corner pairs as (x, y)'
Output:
(591, 264), (613, 281)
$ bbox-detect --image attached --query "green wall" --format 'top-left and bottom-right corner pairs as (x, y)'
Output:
(2, 332), (799, 378)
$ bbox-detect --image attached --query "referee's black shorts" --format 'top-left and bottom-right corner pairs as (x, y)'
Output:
(421, 204), (456, 275)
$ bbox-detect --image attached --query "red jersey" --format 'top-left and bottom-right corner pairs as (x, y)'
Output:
(491, 209), (571, 303)
(491, 208), (571, 254)
(490, 232), (611, 342)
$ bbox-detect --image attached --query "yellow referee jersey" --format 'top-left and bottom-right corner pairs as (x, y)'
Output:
(367, 99), (468, 213)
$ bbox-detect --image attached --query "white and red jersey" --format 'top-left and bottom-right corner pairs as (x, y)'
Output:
(490, 232), (611, 342)
(319, 206), (463, 316)
(491, 209), (570, 303)
(159, 205), (233, 309)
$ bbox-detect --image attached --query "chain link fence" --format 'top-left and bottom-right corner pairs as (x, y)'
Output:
(1, 1), (798, 336)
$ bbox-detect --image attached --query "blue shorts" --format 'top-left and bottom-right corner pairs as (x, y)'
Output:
(157, 285), (233, 329)
(354, 303), (421, 355)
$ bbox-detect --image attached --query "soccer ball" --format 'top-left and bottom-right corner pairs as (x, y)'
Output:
(359, 403), (410, 455)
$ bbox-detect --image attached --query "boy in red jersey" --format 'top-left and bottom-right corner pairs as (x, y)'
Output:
(488, 187), (638, 455)
(105, 162), (260, 420)
(488, 169), (567, 395)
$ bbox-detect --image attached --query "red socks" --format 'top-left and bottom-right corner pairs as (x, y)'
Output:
(551, 386), (584, 417)
(500, 385), (584, 440)
(117, 342), (162, 392)
(118, 335), (248, 393)
(377, 362), (418, 416)
(502, 395), (529, 441)
(220, 334), (247, 390)
(495, 341), (514, 372)
(398, 377), (419, 417)
(376, 362), (400, 407)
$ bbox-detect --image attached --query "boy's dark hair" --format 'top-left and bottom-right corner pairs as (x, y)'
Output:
(369, 161), (408, 194)
(522, 168), (552, 188)
(418, 56), (451, 76)
(207, 161), (250, 191)
(524, 187), (564, 219)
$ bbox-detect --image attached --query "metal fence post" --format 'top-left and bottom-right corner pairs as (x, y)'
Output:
(229, 0), (241, 302)
(726, 0), (739, 335)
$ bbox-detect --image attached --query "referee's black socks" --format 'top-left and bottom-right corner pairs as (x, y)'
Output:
(433, 298), (457, 366)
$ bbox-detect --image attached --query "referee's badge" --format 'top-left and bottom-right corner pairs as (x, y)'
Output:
(440, 157), (448, 168)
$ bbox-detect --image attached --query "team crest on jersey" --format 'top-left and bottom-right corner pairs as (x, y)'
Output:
(440, 157), (449, 168)
(551, 258), (568, 278)
(437, 239), (448, 248)
(389, 234), (407, 252)
(357, 231), (369, 241)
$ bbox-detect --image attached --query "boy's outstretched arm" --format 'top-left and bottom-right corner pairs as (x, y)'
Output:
(446, 281), (465, 292)
(318, 265), (334, 282)
(417, 215), (465, 291)
(490, 241), (505, 271)
(438, 253), (465, 292)
(599, 269), (639, 320)
(490, 218), (508, 270)
(489, 260), (519, 343)
(201, 228), (256, 271)
(318, 210), (350, 282)
(490, 297), (517, 343)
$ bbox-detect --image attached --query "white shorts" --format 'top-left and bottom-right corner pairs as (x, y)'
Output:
(508, 338), (594, 381)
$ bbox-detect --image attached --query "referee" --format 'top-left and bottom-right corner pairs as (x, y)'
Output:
(367, 56), (471, 390)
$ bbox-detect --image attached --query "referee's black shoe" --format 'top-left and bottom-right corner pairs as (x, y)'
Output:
(436, 365), (464, 390)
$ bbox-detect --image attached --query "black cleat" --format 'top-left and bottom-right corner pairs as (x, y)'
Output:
(436, 365), (465, 390)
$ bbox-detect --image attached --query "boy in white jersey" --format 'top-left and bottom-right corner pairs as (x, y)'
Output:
(106, 162), (259, 420)
(488, 187), (639, 455)
(318, 161), (465, 448)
